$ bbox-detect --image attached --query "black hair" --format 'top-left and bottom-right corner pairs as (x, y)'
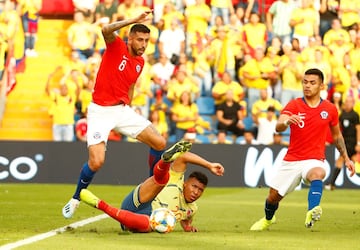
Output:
(304, 68), (324, 83)
(188, 171), (208, 186)
(129, 24), (150, 34)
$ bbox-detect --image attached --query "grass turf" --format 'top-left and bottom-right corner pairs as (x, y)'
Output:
(0, 184), (359, 250)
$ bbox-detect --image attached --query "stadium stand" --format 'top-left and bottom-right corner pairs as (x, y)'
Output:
(0, 19), (73, 140)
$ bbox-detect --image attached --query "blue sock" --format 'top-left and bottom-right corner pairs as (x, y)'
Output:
(73, 163), (95, 200)
(148, 148), (164, 176)
(265, 200), (278, 220)
(308, 180), (323, 210)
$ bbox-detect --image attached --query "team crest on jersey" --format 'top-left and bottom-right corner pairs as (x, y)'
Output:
(136, 65), (141, 73)
(93, 132), (101, 139)
(320, 111), (328, 119)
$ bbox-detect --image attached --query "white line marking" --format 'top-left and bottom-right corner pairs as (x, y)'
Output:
(0, 214), (109, 250)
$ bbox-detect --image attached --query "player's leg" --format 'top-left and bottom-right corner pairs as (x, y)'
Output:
(80, 189), (151, 233)
(138, 144), (193, 203)
(121, 109), (167, 176)
(250, 188), (282, 231)
(62, 143), (106, 218)
(304, 165), (326, 228)
(251, 162), (301, 231)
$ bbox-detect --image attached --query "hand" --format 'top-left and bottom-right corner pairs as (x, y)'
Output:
(345, 159), (356, 177)
(184, 225), (198, 232)
(209, 163), (225, 176)
(133, 10), (153, 23)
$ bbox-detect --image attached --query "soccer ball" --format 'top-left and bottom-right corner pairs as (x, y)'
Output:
(149, 208), (176, 233)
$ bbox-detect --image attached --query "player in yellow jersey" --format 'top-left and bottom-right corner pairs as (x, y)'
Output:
(80, 141), (225, 232)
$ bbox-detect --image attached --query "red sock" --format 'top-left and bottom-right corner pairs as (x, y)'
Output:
(153, 160), (170, 185)
(97, 200), (150, 232)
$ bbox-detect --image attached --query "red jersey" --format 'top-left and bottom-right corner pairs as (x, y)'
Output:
(282, 98), (339, 161)
(92, 37), (144, 106)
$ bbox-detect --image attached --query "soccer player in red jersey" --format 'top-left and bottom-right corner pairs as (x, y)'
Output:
(250, 68), (356, 231)
(63, 10), (177, 219)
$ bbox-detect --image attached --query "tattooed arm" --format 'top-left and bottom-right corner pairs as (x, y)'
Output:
(102, 10), (152, 43)
(331, 124), (356, 177)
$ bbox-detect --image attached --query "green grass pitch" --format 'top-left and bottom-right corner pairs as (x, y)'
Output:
(0, 184), (359, 250)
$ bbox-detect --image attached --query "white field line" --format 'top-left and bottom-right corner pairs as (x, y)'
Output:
(0, 214), (109, 250)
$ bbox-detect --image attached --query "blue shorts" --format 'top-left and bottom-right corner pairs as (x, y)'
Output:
(120, 184), (153, 230)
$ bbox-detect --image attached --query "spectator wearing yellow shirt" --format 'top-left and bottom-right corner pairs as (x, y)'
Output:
(131, 59), (153, 119)
(300, 36), (330, 64)
(343, 74), (360, 104)
(251, 88), (282, 122)
(212, 71), (245, 108)
(142, 17), (160, 65)
(167, 68), (200, 106)
(171, 91), (199, 141)
(93, 17), (109, 55)
(116, 0), (134, 22)
(278, 50), (303, 106)
(348, 34), (360, 74)
(1, 0), (25, 64)
(59, 69), (87, 119)
(207, 25), (236, 81)
(228, 13), (244, 82)
(327, 33), (353, 69)
(63, 51), (87, 75)
(191, 33), (213, 97)
(265, 46), (282, 100)
(240, 46), (277, 112)
(331, 62), (352, 99)
(45, 81), (79, 142)
(338, 0), (360, 30)
(207, 15), (225, 41)
(117, 0), (151, 41)
(323, 18), (351, 46)
(149, 109), (169, 141)
(242, 12), (267, 57)
(304, 49), (332, 99)
(17, 0), (42, 57)
(84, 51), (101, 79)
(290, 0), (319, 49)
(150, 89), (169, 127)
(184, 0), (211, 56)
(78, 75), (94, 117)
(158, 2), (184, 31)
(210, 0), (234, 25)
(67, 11), (96, 62)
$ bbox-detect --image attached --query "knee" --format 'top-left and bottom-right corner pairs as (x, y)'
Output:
(88, 157), (105, 172)
(267, 188), (282, 204)
(307, 168), (326, 181)
(152, 138), (166, 151)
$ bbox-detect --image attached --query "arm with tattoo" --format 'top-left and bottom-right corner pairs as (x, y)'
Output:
(334, 136), (350, 160)
(331, 125), (356, 176)
(102, 10), (152, 43)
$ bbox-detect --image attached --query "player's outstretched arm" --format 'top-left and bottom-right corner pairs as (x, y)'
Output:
(102, 10), (153, 43)
(172, 152), (224, 176)
(331, 124), (356, 177)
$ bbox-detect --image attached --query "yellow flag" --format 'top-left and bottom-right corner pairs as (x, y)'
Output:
(217, 37), (227, 77)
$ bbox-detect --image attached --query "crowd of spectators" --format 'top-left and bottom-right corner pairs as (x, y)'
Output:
(1, 0), (360, 145)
